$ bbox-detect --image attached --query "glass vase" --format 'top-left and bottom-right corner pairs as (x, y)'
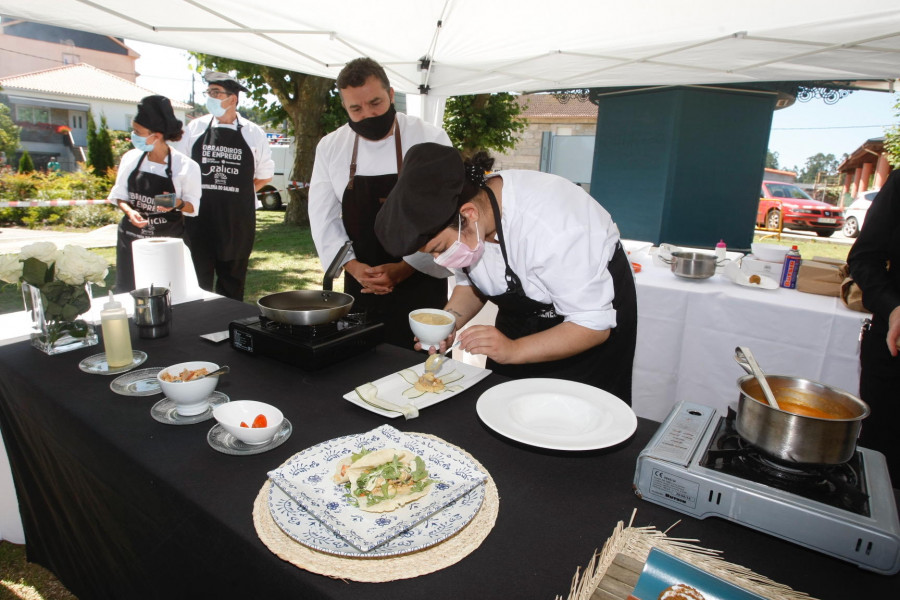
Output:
(22, 281), (99, 355)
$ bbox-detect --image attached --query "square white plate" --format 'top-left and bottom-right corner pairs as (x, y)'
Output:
(343, 358), (491, 418)
(268, 424), (487, 552)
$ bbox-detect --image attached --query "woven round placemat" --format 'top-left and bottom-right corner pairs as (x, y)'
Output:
(252, 432), (499, 582)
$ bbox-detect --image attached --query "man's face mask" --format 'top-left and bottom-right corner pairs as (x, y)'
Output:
(434, 215), (485, 269)
(348, 104), (397, 140)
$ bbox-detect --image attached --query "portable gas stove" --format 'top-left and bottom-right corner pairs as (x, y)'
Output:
(229, 313), (383, 370)
(634, 402), (900, 574)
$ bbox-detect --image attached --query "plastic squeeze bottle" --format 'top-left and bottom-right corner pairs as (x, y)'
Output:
(715, 239), (727, 261)
(101, 291), (133, 367)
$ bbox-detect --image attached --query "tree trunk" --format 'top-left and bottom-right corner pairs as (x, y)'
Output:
(260, 70), (335, 226)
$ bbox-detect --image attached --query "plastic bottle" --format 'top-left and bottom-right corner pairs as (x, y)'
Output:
(780, 245), (802, 289)
(715, 239), (727, 261)
(101, 291), (133, 367)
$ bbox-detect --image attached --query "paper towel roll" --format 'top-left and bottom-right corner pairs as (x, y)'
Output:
(132, 237), (198, 305)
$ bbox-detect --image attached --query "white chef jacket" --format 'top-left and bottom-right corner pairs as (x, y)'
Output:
(108, 147), (202, 215)
(172, 113), (275, 181)
(454, 170), (622, 331)
(308, 112), (452, 273)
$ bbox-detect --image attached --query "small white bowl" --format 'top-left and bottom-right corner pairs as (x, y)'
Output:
(213, 400), (284, 445)
(409, 308), (456, 350)
(157, 361), (219, 416)
(751, 243), (791, 263)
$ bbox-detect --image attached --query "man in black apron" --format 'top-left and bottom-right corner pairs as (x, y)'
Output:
(308, 58), (450, 348)
(179, 72), (273, 301)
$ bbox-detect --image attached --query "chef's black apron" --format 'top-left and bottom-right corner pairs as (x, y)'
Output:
(115, 150), (182, 292)
(859, 316), (900, 482)
(340, 126), (447, 349)
(186, 116), (256, 300)
(464, 188), (637, 404)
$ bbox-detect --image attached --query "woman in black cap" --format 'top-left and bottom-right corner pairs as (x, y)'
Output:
(108, 95), (202, 292)
(375, 143), (637, 403)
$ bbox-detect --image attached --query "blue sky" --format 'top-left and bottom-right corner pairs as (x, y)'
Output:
(130, 39), (899, 172)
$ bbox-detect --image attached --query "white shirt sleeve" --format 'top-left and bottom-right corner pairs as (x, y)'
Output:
(309, 131), (355, 270)
(172, 149), (202, 217)
(240, 116), (275, 180)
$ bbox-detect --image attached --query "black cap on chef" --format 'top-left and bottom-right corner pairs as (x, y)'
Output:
(375, 143), (465, 257)
(203, 70), (250, 94)
(134, 95), (183, 136)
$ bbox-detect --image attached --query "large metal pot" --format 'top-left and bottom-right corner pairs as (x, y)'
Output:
(736, 374), (870, 464)
(256, 241), (355, 326)
(663, 251), (718, 279)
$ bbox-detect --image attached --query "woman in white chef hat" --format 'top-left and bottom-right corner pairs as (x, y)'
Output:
(375, 143), (637, 404)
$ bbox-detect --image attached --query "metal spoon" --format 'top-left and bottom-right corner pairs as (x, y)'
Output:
(733, 347), (780, 409)
(195, 365), (230, 380)
(424, 341), (460, 373)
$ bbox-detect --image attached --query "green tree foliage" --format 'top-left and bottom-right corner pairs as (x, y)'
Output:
(442, 93), (527, 158)
(86, 111), (115, 177)
(18, 149), (34, 173)
(798, 152), (840, 183)
(765, 150), (780, 169)
(191, 54), (336, 225)
(0, 103), (21, 160)
(885, 95), (900, 168)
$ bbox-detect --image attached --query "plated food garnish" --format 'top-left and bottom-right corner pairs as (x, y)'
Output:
(240, 414), (268, 428)
(160, 367), (209, 382)
(333, 448), (434, 513)
(398, 368), (464, 398)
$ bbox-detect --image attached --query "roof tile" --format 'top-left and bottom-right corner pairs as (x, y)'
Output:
(0, 62), (191, 109)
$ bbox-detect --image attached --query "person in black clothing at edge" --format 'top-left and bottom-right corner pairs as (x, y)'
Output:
(847, 169), (900, 484)
(308, 58), (453, 349)
(174, 72), (274, 301)
(374, 143), (637, 404)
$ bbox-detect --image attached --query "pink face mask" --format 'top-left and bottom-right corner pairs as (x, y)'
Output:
(434, 215), (485, 269)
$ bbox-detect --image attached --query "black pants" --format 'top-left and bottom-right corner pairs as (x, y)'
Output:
(859, 317), (900, 484)
(190, 249), (249, 302)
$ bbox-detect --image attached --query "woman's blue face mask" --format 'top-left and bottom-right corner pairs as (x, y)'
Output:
(130, 131), (155, 152)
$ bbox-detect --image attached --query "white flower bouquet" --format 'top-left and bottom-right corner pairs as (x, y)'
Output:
(0, 242), (109, 351)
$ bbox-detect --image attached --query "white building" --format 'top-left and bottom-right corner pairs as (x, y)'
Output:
(0, 62), (190, 172)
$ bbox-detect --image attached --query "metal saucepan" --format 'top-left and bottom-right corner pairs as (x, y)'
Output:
(256, 241), (355, 326)
(735, 374), (870, 464)
(660, 251), (720, 280)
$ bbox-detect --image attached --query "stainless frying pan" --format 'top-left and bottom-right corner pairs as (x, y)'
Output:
(256, 241), (355, 326)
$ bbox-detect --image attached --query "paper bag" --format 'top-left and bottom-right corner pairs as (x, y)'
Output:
(796, 260), (843, 297)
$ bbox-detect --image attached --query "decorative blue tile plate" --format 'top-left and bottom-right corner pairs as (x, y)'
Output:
(268, 425), (487, 552)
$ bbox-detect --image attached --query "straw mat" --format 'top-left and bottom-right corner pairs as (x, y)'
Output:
(252, 433), (498, 582)
(559, 510), (816, 600)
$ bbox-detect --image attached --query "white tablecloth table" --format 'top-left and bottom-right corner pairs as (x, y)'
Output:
(632, 256), (869, 422)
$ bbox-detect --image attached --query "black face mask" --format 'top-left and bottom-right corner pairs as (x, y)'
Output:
(348, 104), (397, 140)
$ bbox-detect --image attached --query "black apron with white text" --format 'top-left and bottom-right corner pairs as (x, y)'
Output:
(187, 117), (256, 260)
(340, 127), (447, 348)
(115, 150), (182, 291)
(464, 189), (637, 404)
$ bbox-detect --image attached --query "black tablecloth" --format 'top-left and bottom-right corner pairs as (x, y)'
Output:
(0, 297), (896, 599)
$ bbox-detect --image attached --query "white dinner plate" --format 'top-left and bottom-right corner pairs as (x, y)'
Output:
(731, 273), (779, 290)
(476, 378), (637, 451)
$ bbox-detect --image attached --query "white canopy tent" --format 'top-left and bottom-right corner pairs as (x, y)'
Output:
(1, 1), (898, 117)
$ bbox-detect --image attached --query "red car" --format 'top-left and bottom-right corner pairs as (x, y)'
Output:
(756, 181), (844, 237)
